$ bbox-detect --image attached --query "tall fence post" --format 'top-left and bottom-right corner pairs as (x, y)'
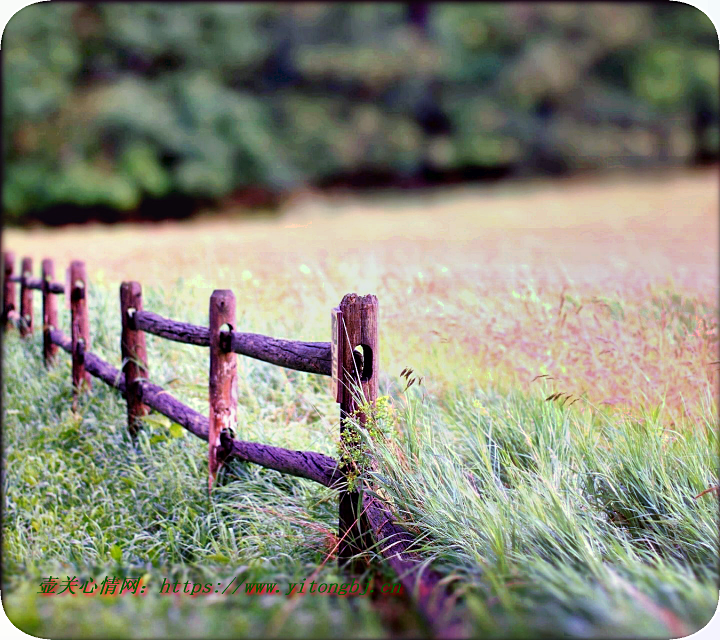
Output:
(335, 293), (379, 570)
(70, 260), (91, 403)
(19, 257), (33, 338)
(2, 252), (16, 330)
(208, 289), (237, 492)
(41, 259), (58, 366)
(120, 282), (149, 438)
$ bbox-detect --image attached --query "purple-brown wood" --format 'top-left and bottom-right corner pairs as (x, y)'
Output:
(337, 293), (379, 570)
(133, 310), (210, 345)
(47, 327), (341, 485)
(45, 325), (463, 633)
(19, 257), (33, 337)
(227, 331), (331, 377)
(19, 276), (63, 293)
(364, 497), (468, 636)
(49, 326), (340, 486)
(41, 259), (58, 366)
(120, 282), (149, 438)
(208, 289), (238, 492)
(132, 309), (331, 376)
(3, 252), (16, 330)
(70, 260), (91, 399)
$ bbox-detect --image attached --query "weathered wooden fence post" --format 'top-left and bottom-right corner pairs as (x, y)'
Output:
(208, 289), (237, 492)
(334, 293), (379, 569)
(2, 252), (16, 330)
(120, 282), (149, 438)
(41, 259), (58, 366)
(19, 257), (33, 338)
(70, 260), (91, 403)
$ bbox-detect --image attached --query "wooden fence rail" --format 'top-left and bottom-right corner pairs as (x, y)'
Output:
(8, 274), (65, 293)
(48, 326), (342, 486)
(132, 309), (332, 376)
(2, 251), (466, 637)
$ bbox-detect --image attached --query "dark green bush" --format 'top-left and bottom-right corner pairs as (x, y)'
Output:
(3, 3), (718, 222)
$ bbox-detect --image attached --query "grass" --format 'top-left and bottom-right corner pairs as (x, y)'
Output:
(2, 168), (718, 637)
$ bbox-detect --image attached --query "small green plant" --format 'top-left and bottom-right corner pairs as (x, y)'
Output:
(337, 395), (394, 491)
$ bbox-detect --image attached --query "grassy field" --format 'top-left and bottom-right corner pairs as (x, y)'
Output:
(2, 168), (718, 637)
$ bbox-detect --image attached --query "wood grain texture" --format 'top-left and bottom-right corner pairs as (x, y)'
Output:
(331, 307), (343, 402)
(227, 331), (331, 376)
(19, 257), (33, 337)
(133, 310), (210, 345)
(208, 289), (237, 492)
(120, 282), (149, 438)
(19, 276), (64, 293)
(49, 328), (122, 389)
(49, 327), (72, 352)
(3, 252), (16, 330)
(46, 326), (462, 632)
(364, 497), (467, 637)
(133, 309), (332, 375)
(70, 260), (91, 396)
(337, 293), (379, 569)
(48, 327), (340, 486)
(41, 259), (58, 366)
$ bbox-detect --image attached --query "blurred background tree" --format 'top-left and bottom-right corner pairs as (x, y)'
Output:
(2, 2), (717, 225)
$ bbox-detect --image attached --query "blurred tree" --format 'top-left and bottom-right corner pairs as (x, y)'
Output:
(2, 2), (717, 224)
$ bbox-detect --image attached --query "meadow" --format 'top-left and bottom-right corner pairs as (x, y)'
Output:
(2, 168), (718, 637)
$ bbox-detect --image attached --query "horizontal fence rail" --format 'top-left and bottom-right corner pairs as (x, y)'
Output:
(133, 309), (332, 376)
(8, 274), (65, 293)
(132, 310), (209, 346)
(48, 327), (342, 486)
(1, 251), (466, 636)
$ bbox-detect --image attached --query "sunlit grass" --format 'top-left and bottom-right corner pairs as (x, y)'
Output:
(3, 168), (718, 637)
(358, 385), (717, 636)
(6, 168), (717, 419)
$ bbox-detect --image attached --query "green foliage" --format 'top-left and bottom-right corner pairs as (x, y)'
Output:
(367, 386), (718, 636)
(2, 3), (718, 221)
(2, 286), (390, 638)
(3, 274), (717, 637)
(338, 395), (393, 492)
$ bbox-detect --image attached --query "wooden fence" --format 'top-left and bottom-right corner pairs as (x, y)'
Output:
(2, 250), (465, 636)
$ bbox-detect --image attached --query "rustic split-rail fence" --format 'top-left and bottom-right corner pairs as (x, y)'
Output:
(2, 250), (465, 636)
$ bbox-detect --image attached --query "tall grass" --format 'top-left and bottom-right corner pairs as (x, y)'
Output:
(3, 170), (718, 637)
(357, 384), (717, 636)
(2, 321), (395, 638)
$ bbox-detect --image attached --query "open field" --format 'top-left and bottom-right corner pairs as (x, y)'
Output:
(3, 168), (718, 637)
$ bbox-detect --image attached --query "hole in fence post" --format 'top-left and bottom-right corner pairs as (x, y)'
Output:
(337, 293), (379, 572)
(3, 252), (16, 331)
(120, 282), (149, 439)
(219, 322), (233, 351)
(70, 260), (91, 404)
(208, 290), (237, 493)
(353, 344), (373, 382)
(126, 307), (137, 331)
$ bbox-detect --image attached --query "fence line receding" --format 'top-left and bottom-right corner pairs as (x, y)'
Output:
(1, 251), (466, 636)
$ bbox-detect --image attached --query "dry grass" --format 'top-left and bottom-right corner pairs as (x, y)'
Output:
(5, 167), (718, 421)
(3, 168), (718, 638)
